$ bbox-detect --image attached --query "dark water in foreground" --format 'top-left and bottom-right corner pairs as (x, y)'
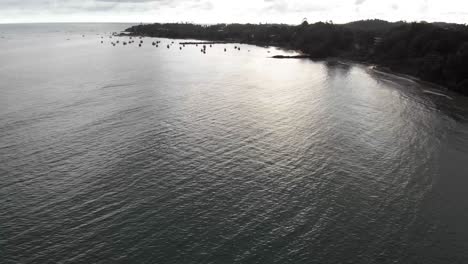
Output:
(1, 24), (468, 264)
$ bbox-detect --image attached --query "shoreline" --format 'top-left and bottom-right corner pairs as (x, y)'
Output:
(369, 65), (455, 94)
(118, 32), (466, 97)
(119, 32), (297, 50)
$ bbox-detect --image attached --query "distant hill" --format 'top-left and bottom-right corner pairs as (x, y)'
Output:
(343, 19), (466, 33)
(343, 19), (404, 33)
(431, 22), (467, 30)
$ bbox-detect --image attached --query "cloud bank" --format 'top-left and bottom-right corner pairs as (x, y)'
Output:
(0, 0), (466, 24)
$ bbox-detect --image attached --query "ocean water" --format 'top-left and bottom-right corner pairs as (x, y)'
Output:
(1, 23), (468, 264)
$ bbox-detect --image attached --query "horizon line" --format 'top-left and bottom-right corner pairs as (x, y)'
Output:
(0, 19), (466, 26)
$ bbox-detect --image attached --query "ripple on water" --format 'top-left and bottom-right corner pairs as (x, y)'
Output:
(1, 24), (468, 264)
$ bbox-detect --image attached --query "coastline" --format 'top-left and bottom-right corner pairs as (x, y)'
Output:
(369, 65), (456, 95)
(120, 30), (467, 97)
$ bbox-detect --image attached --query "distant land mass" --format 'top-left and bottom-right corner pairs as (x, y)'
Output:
(124, 20), (468, 95)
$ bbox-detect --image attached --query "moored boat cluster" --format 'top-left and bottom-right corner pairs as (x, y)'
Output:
(92, 33), (261, 55)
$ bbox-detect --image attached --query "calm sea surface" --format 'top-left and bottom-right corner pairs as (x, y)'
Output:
(1, 23), (468, 264)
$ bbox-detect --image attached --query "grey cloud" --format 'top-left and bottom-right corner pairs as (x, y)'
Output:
(0, 0), (201, 9)
(420, 0), (429, 13)
(188, 1), (213, 10)
(95, 0), (159, 2)
(0, 0), (208, 14)
(263, 0), (329, 13)
(355, 0), (366, 5)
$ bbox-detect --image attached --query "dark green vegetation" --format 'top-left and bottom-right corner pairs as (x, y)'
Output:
(126, 20), (468, 95)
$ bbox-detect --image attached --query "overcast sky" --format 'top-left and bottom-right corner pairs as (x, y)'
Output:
(0, 0), (467, 24)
